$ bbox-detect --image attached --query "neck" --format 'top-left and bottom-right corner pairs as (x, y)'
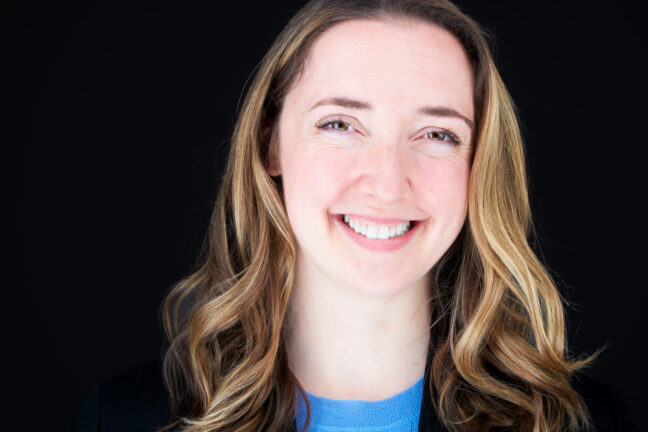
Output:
(285, 262), (431, 401)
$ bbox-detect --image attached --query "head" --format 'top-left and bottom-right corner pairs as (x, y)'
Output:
(163, 1), (590, 431)
(268, 17), (475, 301)
(229, 0), (502, 297)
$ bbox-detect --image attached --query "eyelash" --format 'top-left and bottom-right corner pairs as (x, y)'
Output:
(315, 119), (462, 146)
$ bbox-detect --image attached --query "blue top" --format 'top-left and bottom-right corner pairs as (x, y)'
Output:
(295, 376), (424, 432)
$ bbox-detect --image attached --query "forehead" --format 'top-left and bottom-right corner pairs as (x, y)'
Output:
(288, 18), (474, 120)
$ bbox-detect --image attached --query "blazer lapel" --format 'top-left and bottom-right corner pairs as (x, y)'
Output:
(418, 351), (447, 431)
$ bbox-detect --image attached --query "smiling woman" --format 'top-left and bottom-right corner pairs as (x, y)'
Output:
(76, 1), (617, 431)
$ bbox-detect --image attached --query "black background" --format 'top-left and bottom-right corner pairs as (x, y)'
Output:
(5, 1), (644, 430)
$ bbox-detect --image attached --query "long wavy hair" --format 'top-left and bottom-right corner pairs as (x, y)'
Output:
(161, 1), (594, 431)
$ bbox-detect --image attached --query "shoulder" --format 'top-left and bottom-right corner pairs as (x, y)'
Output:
(76, 360), (177, 432)
(417, 372), (636, 432)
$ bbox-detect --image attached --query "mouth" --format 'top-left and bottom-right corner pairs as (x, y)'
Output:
(337, 214), (420, 240)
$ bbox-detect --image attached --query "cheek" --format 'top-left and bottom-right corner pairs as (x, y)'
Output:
(413, 157), (470, 221)
(281, 145), (355, 222)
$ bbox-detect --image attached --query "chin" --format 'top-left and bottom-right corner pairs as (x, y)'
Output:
(344, 268), (429, 299)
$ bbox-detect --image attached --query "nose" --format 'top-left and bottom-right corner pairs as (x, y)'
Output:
(356, 144), (411, 205)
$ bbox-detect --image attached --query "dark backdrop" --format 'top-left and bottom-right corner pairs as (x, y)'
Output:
(6, 1), (643, 430)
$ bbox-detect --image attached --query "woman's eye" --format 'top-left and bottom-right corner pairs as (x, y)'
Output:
(424, 130), (460, 145)
(317, 120), (352, 132)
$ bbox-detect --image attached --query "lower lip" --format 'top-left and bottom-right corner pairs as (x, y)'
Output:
(334, 215), (422, 252)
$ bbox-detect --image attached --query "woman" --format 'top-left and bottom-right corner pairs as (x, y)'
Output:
(77, 0), (614, 431)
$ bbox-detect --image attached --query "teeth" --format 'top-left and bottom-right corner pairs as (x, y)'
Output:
(366, 225), (378, 239)
(342, 216), (411, 240)
(378, 225), (389, 239)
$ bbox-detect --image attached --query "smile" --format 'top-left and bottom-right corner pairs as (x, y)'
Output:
(343, 215), (411, 239)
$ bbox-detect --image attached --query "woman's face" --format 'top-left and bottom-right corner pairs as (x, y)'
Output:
(271, 18), (474, 298)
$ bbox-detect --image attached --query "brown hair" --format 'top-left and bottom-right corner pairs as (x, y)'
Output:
(161, 1), (593, 431)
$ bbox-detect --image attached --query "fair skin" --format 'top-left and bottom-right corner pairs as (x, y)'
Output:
(269, 18), (474, 401)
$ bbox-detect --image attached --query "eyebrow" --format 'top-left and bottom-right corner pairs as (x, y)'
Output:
(309, 96), (473, 129)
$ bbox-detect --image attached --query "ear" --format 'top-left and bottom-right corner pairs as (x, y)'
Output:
(265, 125), (282, 177)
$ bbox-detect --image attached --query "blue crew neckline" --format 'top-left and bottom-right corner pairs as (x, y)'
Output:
(295, 375), (424, 430)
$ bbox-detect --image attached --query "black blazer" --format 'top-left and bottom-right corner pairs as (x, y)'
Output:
(76, 359), (631, 432)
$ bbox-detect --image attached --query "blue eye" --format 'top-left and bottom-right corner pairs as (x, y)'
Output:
(425, 130), (461, 145)
(316, 120), (352, 132)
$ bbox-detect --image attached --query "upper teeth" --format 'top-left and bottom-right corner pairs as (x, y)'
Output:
(343, 215), (411, 239)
